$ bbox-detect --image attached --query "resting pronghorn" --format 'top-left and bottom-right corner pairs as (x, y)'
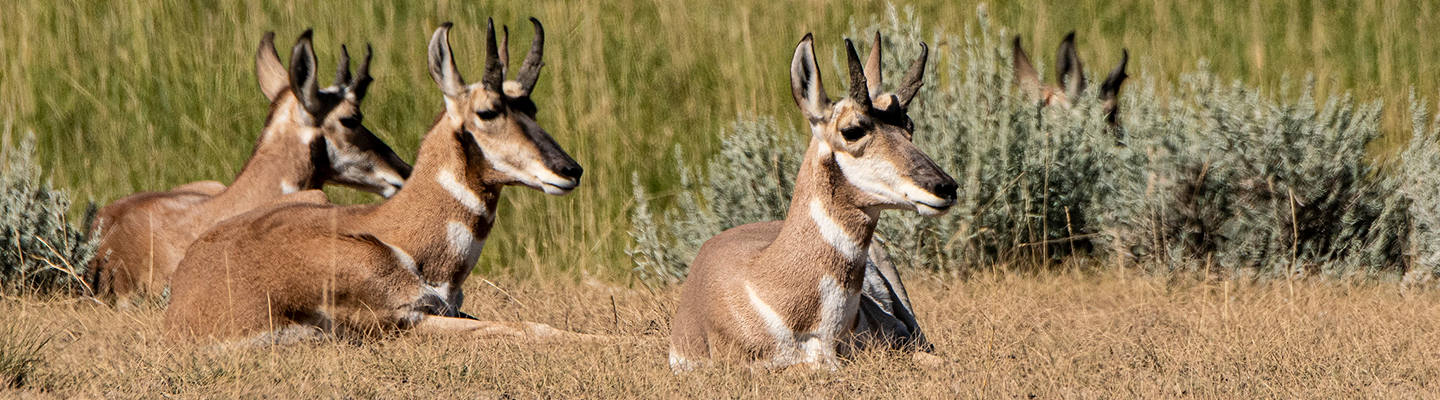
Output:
(85, 30), (411, 302)
(164, 19), (595, 343)
(1012, 32), (1130, 128)
(669, 33), (957, 370)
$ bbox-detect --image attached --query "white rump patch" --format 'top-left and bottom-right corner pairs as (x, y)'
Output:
(280, 180), (299, 195)
(446, 221), (486, 270)
(436, 169), (488, 216)
(809, 199), (863, 261)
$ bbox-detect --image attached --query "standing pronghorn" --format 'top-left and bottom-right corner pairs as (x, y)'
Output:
(668, 33), (957, 370)
(165, 19), (595, 343)
(86, 30), (412, 303)
(1012, 32), (1130, 128)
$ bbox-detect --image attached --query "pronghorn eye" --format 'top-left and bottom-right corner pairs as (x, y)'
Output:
(338, 115), (363, 128)
(475, 109), (501, 120)
(840, 126), (867, 142)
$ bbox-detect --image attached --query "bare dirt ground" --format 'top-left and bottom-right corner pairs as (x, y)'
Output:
(5, 270), (1440, 398)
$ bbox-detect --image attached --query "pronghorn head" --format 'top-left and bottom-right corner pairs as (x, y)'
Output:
(1012, 32), (1130, 128)
(426, 19), (583, 195)
(789, 33), (957, 216)
(255, 30), (412, 198)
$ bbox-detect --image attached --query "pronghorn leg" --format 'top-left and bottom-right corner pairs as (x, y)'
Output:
(412, 316), (610, 342)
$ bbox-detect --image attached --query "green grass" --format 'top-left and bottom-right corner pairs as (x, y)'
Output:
(2, 0), (1433, 282)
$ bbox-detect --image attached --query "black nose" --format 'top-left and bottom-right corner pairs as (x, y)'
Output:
(558, 163), (584, 180)
(931, 178), (958, 201)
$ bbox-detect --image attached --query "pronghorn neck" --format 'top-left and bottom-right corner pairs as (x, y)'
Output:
(367, 120), (499, 292)
(766, 136), (879, 287)
(208, 96), (326, 215)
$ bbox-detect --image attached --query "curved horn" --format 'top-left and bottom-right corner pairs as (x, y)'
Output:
(844, 39), (872, 110)
(482, 18), (505, 92)
(289, 29), (325, 116)
(895, 42), (928, 108)
(427, 22), (466, 98)
(515, 17), (546, 94)
(1100, 49), (1129, 101)
(865, 31), (883, 98)
(334, 45), (351, 88)
(351, 44), (374, 101)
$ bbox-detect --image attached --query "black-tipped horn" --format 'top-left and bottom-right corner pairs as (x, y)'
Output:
(895, 42), (928, 108)
(482, 18), (505, 92)
(515, 17), (545, 94)
(844, 39), (872, 110)
(351, 44), (374, 100)
(1101, 49), (1129, 100)
(335, 45), (351, 88)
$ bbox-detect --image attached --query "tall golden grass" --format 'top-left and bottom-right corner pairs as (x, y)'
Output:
(5, 272), (1440, 397)
(1, 0), (1432, 279)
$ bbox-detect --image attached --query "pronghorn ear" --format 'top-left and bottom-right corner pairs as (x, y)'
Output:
(864, 31), (883, 98)
(1012, 35), (1042, 102)
(334, 45), (352, 88)
(895, 42), (928, 109)
(428, 22), (467, 99)
(1056, 31), (1085, 100)
(789, 33), (830, 122)
(288, 29), (325, 116)
(255, 32), (288, 102)
(481, 18), (505, 93)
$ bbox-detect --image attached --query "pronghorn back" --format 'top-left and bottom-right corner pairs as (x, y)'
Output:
(670, 32), (956, 370)
(86, 30), (411, 303)
(165, 19), (597, 344)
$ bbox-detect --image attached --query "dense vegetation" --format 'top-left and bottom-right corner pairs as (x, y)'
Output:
(630, 6), (1437, 283)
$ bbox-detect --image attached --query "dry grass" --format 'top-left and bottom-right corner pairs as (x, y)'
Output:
(3, 271), (1439, 398)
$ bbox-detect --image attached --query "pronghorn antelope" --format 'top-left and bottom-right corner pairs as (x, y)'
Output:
(85, 31), (412, 303)
(1012, 32), (1130, 128)
(668, 33), (957, 370)
(164, 19), (596, 343)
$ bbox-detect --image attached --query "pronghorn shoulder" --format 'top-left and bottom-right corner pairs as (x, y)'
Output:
(692, 221), (786, 276)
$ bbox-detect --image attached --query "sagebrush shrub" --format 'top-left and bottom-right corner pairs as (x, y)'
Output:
(628, 5), (1410, 283)
(0, 123), (97, 295)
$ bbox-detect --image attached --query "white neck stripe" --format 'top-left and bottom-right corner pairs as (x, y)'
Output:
(436, 169), (488, 216)
(809, 199), (863, 260)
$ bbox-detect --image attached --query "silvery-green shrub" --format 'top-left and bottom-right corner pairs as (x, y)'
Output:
(629, 5), (1408, 283)
(0, 123), (97, 295)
